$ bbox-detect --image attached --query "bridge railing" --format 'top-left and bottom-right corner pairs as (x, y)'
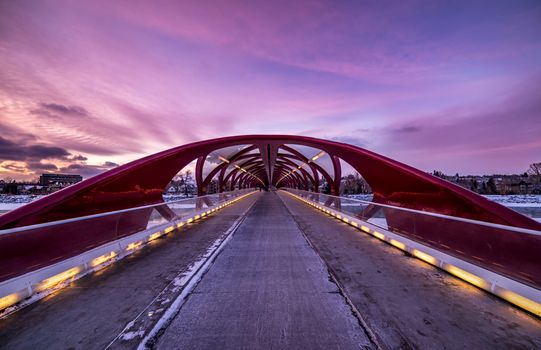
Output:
(0, 189), (256, 313)
(284, 188), (541, 316)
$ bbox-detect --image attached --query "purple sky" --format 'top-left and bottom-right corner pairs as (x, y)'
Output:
(1, 0), (540, 180)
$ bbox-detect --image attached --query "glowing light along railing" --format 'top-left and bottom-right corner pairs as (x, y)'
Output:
(35, 267), (81, 292)
(91, 252), (117, 267)
(234, 164), (265, 185)
(277, 151), (325, 186)
(219, 155), (265, 186)
(284, 190), (541, 318)
(0, 190), (257, 315)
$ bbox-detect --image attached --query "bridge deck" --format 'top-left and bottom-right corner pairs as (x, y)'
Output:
(0, 191), (540, 349)
(155, 191), (372, 349)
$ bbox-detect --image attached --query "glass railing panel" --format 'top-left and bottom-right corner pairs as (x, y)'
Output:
(284, 188), (541, 289)
(0, 189), (255, 284)
(0, 213), (121, 282)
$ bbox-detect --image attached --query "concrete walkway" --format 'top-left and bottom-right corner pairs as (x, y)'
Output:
(156, 192), (373, 349)
(2, 191), (540, 349)
(279, 191), (541, 349)
(0, 194), (260, 350)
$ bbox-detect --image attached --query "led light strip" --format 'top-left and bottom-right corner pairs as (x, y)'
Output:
(0, 191), (257, 316)
(284, 190), (541, 318)
(218, 156), (230, 164)
(277, 151), (325, 185)
(219, 155), (264, 185)
(233, 164), (265, 185)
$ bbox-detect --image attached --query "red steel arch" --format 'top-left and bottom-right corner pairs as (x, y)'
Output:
(1, 134), (538, 229)
(0, 135), (540, 286)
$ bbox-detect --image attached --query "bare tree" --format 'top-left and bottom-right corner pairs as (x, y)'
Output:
(3, 177), (14, 183)
(527, 163), (541, 176)
(184, 169), (192, 182)
(184, 170), (193, 196)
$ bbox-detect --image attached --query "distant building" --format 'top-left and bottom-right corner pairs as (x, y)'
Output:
(432, 170), (541, 195)
(39, 174), (82, 186)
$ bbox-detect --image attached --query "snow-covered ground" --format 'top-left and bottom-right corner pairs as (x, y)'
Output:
(345, 194), (541, 207)
(0, 194), (44, 205)
(0, 195), (43, 215)
(163, 194), (195, 201)
(482, 195), (541, 207)
(344, 194), (373, 202)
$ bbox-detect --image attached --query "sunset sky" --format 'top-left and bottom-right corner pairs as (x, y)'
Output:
(1, 0), (540, 180)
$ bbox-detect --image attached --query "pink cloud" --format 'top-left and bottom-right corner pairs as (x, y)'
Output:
(0, 0), (540, 180)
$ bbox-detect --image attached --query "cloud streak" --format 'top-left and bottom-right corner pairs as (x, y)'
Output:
(0, 137), (70, 162)
(0, 121), (119, 179)
(0, 0), (540, 179)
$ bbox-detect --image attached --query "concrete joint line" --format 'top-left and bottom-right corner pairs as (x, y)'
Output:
(276, 192), (386, 350)
(136, 196), (259, 350)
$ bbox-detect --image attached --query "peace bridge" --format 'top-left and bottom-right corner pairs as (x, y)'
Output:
(1, 135), (540, 349)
